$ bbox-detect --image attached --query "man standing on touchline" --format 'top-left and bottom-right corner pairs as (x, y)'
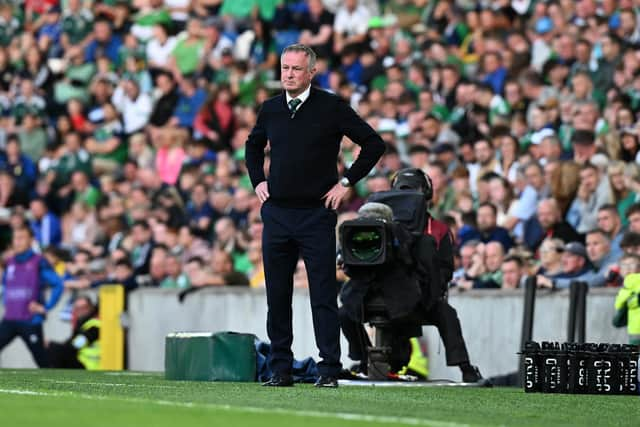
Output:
(245, 44), (385, 388)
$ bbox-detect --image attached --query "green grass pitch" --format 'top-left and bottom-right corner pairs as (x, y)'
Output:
(0, 369), (638, 426)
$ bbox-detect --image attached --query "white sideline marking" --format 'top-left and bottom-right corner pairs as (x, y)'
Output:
(41, 379), (180, 389)
(0, 387), (472, 427)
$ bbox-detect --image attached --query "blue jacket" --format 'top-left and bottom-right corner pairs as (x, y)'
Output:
(2, 249), (64, 324)
(30, 212), (62, 248)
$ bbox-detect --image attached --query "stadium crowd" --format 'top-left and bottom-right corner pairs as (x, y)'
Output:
(0, 0), (639, 311)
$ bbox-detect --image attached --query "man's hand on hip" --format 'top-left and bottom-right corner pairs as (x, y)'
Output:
(256, 181), (270, 203)
(323, 184), (349, 210)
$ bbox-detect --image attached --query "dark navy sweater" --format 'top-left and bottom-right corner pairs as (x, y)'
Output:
(245, 87), (385, 207)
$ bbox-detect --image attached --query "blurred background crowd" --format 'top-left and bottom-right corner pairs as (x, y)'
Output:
(0, 0), (640, 311)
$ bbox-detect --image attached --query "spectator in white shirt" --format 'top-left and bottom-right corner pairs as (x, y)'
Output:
(333, 0), (370, 54)
(146, 24), (177, 72)
(111, 78), (153, 135)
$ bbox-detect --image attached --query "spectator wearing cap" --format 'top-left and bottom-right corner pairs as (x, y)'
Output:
(567, 162), (613, 234)
(531, 16), (555, 71)
(597, 204), (625, 260)
(524, 198), (582, 252)
(537, 241), (602, 289)
(519, 70), (558, 129)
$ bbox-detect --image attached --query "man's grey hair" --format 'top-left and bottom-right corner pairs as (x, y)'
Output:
(357, 202), (393, 223)
(281, 44), (317, 70)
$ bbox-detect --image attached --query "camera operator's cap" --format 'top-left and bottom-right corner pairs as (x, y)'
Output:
(358, 202), (393, 223)
(564, 242), (588, 259)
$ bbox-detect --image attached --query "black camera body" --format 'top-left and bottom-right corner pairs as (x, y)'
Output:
(339, 190), (431, 379)
(339, 217), (395, 267)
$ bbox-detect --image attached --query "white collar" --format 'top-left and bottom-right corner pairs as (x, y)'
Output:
(286, 85), (311, 107)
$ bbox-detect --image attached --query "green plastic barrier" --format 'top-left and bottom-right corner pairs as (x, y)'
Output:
(165, 331), (257, 382)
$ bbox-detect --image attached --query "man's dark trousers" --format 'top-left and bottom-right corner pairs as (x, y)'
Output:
(261, 201), (341, 377)
(0, 319), (49, 367)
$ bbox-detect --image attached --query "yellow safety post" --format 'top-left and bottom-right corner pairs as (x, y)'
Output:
(99, 284), (125, 370)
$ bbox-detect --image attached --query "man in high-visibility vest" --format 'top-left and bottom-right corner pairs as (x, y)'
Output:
(614, 271), (640, 345)
(48, 295), (100, 370)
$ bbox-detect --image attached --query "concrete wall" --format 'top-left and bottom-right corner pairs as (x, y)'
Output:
(0, 288), (627, 380)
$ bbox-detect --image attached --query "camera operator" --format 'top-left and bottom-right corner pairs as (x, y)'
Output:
(339, 168), (486, 383)
(391, 168), (485, 383)
(339, 202), (428, 376)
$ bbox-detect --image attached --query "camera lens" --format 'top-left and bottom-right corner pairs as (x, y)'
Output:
(347, 227), (383, 262)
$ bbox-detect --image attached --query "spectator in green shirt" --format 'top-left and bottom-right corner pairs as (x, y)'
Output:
(168, 18), (206, 77)
(61, 0), (93, 51)
(71, 170), (101, 209)
(85, 103), (127, 175)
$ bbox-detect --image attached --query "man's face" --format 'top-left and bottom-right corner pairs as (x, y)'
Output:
(95, 22), (111, 42)
(586, 233), (610, 264)
(460, 245), (475, 270)
(629, 212), (640, 234)
(597, 210), (620, 235)
(579, 167), (598, 192)
(477, 206), (496, 231)
(484, 243), (503, 272)
(501, 261), (521, 289)
(12, 229), (32, 253)
(281, 51), (315, 97)
(73, 299), (92, 319)
(132, 225), (150, 245)
(525, 165), (544, 190)
(474, 141), (493, 165)
(537, 202), (558, 230)
(562, 253), (585, 274)
(425, 166), (445, 193)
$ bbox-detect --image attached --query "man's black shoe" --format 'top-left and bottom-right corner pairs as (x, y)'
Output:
(461, 365), (492, 386)
(314, 376), (339, 388)
(262, 375), (294, 387)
